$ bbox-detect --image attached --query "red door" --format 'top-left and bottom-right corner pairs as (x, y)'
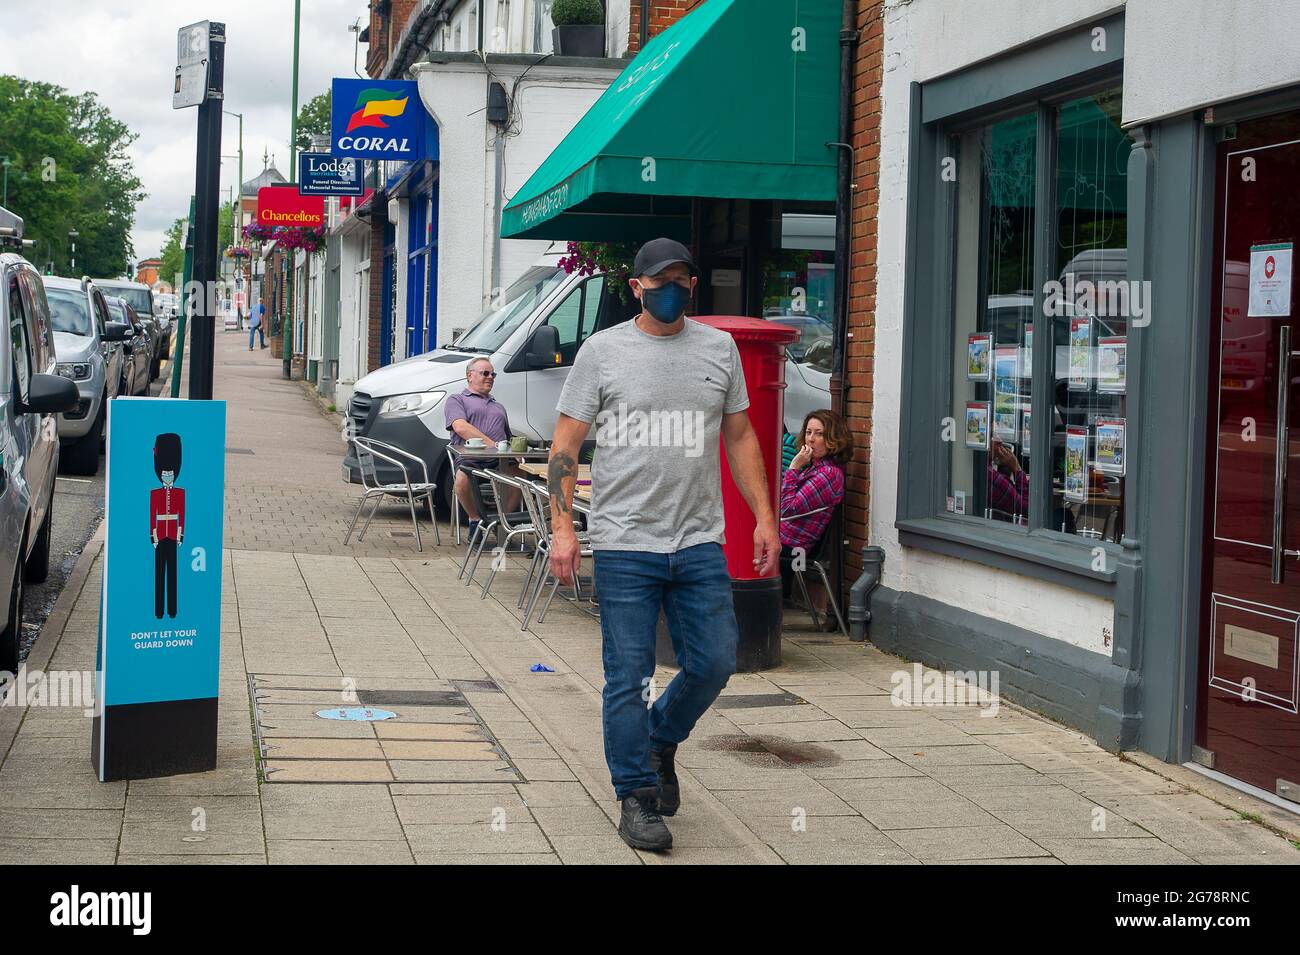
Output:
(1200, 110), (1300, 799)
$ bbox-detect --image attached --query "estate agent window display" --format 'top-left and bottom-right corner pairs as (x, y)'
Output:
(944, 86), (1132, 553)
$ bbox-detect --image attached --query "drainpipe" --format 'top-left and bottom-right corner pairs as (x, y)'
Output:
(847, 545), (884, 642)
(639, 0), (649, 50)
(827, 0), (859, 616)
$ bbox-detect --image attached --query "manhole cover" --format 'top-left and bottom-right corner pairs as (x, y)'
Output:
(315, 706), (398, 721)
(357, 689), (465, 706)
(454, 679), (502, 693)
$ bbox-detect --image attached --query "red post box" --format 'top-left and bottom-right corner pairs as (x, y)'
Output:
(655, 315), (799, 672)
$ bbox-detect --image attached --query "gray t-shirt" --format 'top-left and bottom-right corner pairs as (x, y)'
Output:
(556, 318), (749, 553)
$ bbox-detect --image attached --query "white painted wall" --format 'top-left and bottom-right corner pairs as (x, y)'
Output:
(389, 196), (409, 361)
(899, 0), (1124, 84)
(1123, 0), (1300, 125)
(873, 0), (1116, 656)
(415, 58), (622, 344)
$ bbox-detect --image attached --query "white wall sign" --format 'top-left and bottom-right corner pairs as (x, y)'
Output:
(1248, 242), (1293, 317)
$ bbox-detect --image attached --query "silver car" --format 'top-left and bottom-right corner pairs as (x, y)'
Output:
(95, 278), (165, 373)
(41, 276), (130, 476)
(1, 213), (79, 672)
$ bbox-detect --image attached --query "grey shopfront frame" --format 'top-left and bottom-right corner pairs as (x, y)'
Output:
(880, 11), (1228, 763)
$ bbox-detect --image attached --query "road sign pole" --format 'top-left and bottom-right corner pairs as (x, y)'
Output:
(188, 22), (225, 401)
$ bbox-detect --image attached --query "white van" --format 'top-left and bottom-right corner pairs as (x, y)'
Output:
(344, 249), (830, 509)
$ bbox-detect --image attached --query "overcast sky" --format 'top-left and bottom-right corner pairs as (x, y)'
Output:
(0, 0), (368, 262)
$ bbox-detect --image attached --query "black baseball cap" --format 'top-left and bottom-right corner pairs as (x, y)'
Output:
(633, 237), (698, 279)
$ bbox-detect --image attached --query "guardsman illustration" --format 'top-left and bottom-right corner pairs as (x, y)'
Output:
(150, 433), (185, 619)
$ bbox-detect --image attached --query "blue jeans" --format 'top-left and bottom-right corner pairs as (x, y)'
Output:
(593, 542), (738, 799)
(249, 323), (264, 348)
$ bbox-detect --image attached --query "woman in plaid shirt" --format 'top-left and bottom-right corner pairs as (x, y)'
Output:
(779, 410), (854, 617)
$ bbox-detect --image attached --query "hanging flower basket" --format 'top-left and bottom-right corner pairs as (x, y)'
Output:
(242, 222), (327, 255)
(223, 245), (252, 259)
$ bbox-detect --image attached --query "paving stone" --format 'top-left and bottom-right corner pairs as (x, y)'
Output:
(267, 840), (415, 864)
(531, 804), (618, 836)
(402, 821), (552, 853)
(547, 833), (643, 864)
(514, 782), (600, 808)
(1034, 836), (1197, 865)
(412, 850), (561, 864)
(393, 793), (528, 825)
(379, 740), (499, 761)
(261, 784), (403, 840)
(262, 737), (384, 759)
(388, 760), (520, 783)
(512, 758), (578, 782)
(264, 759), (393, 783)
(886, 824), (1053, 862)
(119, 797), (263, 856)
(0, 808), (122, 841)
(118, 854), (265, 864)
(373, 722), (485, 741)
(0, 838), (118, 864)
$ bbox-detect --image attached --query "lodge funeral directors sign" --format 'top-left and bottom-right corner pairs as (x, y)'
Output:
(93, 399), (226, 781)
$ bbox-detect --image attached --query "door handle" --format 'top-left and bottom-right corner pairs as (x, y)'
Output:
(1273, 324), (1292, 585)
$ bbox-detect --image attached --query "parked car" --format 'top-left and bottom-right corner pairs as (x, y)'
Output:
(1, 209), (79, 672)
(41, 276), (131, 475)
(94, 278), (164, 377)
(154, 292), (178, 357)
(105, 297), (151, 397)
(345, 248), (832, 510)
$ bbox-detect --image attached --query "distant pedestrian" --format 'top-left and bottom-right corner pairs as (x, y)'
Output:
(548, 237), (779, 852)
(249, 301), (266, 350)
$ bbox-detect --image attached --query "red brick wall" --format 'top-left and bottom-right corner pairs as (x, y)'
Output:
(367, 0), (421, 76)
(627, 0), (708, 54)
(843, 2), (884, 578)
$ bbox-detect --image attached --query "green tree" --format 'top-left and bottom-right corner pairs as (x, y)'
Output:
(158, 217), (186, 289)
(0, 76), (144, 277)
(294, 91), (331, 152)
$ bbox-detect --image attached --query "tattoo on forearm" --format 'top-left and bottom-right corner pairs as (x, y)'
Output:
(549, 452), (576, 517)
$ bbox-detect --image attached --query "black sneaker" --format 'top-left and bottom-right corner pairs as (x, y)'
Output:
(618, 788), (672, 851)
(649, 744), (680, 816)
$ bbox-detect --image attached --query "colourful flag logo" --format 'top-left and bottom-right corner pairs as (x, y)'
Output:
(345, 89), (409, 134)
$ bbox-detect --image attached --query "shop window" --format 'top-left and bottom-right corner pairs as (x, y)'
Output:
(945, 88), (1131, 542)
(1049, 89), (1129, 542)
(949, 112), (1037, 526)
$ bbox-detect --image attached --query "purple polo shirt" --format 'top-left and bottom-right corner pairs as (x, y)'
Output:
(444, 388), (512, 447)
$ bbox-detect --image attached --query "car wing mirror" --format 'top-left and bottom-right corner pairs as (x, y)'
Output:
(527, 325), (562, 369)
(22, 373), (79, 415)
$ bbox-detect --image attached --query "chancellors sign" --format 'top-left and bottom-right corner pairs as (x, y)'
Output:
(330, 78), (421, 161)
(256, 185), (325, 227)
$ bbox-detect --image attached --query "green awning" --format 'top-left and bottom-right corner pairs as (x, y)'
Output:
(501, 0), (840, 241)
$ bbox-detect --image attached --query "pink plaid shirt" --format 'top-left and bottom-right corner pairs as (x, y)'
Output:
(780, 458), (845, 550)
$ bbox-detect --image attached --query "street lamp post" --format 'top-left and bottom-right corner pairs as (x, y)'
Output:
(289, 0), (301, 183)
(68, 229), (79, 275)
(1, 157), (11, 206)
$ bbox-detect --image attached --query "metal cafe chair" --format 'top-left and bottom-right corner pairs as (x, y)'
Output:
(779, 504), (848, 636)
(459, 467), (533, 588)
(477, 470), (542, 600)
(344, 436), (441, 552)
(520, 480), (594, 632)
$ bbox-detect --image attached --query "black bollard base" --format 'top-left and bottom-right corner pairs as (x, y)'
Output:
(655, 576), (783, 673)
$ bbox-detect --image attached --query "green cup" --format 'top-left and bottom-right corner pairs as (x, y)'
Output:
(510, 436), (529, 453)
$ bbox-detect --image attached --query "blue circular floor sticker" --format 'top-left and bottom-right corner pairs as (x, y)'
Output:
(315, 706), (397, 722)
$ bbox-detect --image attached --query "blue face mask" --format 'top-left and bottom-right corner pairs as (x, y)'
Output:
(640, 281), (691, 323)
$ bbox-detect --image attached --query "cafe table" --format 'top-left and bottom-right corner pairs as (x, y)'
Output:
(518, 462), (592, 503)
(448, 445), (554, 543)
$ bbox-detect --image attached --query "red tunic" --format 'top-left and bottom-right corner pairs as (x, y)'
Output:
(150, 486), (185, 542)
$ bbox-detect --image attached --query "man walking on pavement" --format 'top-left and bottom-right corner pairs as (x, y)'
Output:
(249, 300), (267, 350)
(548, 238), (780, 852)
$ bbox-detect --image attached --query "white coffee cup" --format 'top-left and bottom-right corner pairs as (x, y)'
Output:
(465, 438), (485, 448)
(496, 440), (509, 452)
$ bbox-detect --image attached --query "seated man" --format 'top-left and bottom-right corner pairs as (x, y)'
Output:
(445, 357), (524, 533)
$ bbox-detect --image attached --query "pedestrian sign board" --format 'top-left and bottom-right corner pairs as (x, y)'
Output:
(173, 21), (212, 109)
(93, 398), (226, 781)
(298, 152), (364, 196)
(331, 78), (422, 161)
